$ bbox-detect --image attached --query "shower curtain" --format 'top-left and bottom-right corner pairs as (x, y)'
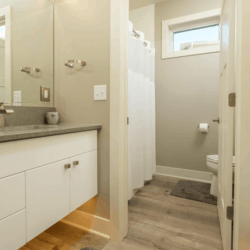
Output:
(128, 22), (156, 200)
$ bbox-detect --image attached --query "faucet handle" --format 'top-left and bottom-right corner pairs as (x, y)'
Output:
(0, 102), (14, 115)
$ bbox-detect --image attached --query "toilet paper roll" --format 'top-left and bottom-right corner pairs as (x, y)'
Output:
(199, 123), (209, 133)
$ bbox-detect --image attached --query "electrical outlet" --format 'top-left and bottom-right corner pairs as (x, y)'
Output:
(13, 103), (21, 106)
(94, 85), (107, 101)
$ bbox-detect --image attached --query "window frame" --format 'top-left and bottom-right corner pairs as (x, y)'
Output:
(162, 9), (221, 59)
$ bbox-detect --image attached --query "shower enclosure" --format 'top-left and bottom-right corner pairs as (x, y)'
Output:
(128, 22), (156, 200)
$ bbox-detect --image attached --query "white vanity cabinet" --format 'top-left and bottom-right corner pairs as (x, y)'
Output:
(71, 150), (98, 211)
(0, 174), (26, 250)
(0, 210), (26, 250)
(0, 130), (98, 250)
(26, 159), (71, 241)
(0, 173), (25, 221)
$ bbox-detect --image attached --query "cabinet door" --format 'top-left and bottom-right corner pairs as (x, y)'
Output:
(26, 159), (71, 242)
(71, 150), (98, 211)
(0, 209), (26, 250)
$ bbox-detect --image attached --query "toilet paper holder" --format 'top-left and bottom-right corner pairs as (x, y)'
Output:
(198, 123), (210, 133)
(197, 125), (210, 128)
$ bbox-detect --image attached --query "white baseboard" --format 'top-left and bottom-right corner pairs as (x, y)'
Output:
(61, 210), (110, 239)
(156, 165), (213, 183)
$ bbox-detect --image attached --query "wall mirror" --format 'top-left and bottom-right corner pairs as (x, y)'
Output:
(0, 1), (54, 107)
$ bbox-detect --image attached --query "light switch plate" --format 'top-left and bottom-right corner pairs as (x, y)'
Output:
(14, 91), (21, 103)
(40, 86), (50, 102)
(94, 85), (107, 101)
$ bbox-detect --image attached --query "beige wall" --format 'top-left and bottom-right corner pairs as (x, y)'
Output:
(155, 0), (222, 172)
(130, 4), (155, 47)
(0, 0), (53, 107)
(54, 0), (110, 219)
(130, 0), (166, 10)
(0, 38), (5, 101)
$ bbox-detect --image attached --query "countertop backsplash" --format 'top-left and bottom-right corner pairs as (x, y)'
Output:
(4, 106), (56, 127)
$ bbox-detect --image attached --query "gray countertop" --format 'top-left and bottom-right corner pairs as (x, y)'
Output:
(0, 124), (102, 143)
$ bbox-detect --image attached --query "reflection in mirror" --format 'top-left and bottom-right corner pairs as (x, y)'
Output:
(0, 17), (5, 103)
(0, 1), (54, 107)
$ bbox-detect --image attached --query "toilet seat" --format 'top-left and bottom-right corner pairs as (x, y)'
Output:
(207, 155), (219, 164)
(207, 155), (235, 167)
(207, 155), (235, 197)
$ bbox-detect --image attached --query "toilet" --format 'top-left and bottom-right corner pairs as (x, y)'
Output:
(207, 155), (235, 197)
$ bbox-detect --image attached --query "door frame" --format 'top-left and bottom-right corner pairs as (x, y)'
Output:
(109, 0), (129, 242)
(109, 0), (250, 247)
(234, 0), (250, 249)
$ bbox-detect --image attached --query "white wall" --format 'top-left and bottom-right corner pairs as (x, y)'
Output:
(130, 4), (155, 48)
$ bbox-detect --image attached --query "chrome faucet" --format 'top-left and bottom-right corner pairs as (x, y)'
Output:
(0, 103), (14, 115)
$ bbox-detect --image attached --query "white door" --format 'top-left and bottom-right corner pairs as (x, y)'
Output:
(26, 159), (71, 242)
(70, 150), (98, 212)
(217, 0), (235, 249)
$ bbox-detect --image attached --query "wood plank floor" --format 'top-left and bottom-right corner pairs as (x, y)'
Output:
(19, 222), (109, 250)
(20, 175), (223, 250)
(104, 175), (223, 250)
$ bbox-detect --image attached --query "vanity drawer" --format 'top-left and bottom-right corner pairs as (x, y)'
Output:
(0, 209), (26, 250)
(33, 130), (98, 168)
(0, 130), (97, 179)
(0, 173), (25, 220)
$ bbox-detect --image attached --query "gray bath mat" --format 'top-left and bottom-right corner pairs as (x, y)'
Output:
(170, 180), (217, 205)
(81, 248), (99, 250)
(81, 246), (105, 250)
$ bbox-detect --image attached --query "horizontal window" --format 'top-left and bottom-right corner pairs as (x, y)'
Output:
(173, 24), (220, 52)
(0, 25), (5, 40)
(162, 9), (221, 59)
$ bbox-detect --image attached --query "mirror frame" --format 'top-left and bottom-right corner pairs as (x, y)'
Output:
(0, 6), (11, 105)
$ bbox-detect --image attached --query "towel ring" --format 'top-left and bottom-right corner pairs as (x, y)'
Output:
(21, 67), (40, 73)
(65, 60), (86, 68)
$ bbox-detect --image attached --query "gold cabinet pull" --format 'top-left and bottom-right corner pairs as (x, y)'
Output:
(64, 164), (71, 169)
(73, 161), (79, 166)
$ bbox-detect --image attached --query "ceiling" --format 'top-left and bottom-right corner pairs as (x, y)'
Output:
(129, 0), (168, 10)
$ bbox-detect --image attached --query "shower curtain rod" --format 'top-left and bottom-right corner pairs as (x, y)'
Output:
(133, 29), (140, 38)
(133, 30), (148, 47)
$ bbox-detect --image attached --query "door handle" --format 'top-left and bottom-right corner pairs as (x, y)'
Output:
(64, 164), (71, 169)
(73, 161), (79, 166)
(213, 118), (220, 124)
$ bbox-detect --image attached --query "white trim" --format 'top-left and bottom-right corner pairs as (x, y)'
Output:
(0, 6), (11, 105)
(109, 0), (129, 242)
(165, 46), (220, 59)
(156, 165), (213, 183)
(0, 38), (4, 47)
(162, 8), (221, 59)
